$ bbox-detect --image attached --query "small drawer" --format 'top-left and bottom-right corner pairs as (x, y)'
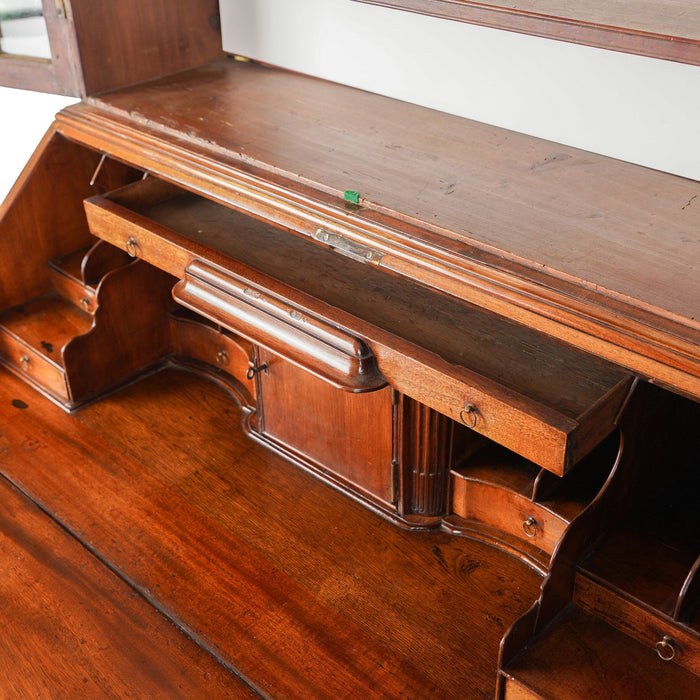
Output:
(0, 331), (69, 402)
(49, 272), (97, 315)
(170, 311), (257, 399)
(575, 573), (700, 677)
(452, 476), (567, 556)
(47, 248), (98, 315)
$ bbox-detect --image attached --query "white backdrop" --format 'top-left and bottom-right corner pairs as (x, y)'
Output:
(0, 86), (75, 202)
(221, 0), (700, 182)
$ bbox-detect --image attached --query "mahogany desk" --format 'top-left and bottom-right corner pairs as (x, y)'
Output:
(0, 57), (698, 698)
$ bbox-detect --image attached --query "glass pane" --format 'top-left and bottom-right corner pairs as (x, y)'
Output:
(0, 0), (51, 59)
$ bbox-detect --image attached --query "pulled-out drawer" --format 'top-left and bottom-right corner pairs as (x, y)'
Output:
(84, 176), (633, 475)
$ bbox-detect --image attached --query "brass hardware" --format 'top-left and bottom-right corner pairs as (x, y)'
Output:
(126, 237), (139, 257)
(522, 516), (538, 537)
(656, 635), (676, 661)
(459, 403), (477, 428)
(314, 229), (384, 265)
(80, 297), (91, 311)
(19, 355), (30, 370)
(215, 349), (228, 365)
(246, 362), (269, 380)
(390, 459), (400, 506)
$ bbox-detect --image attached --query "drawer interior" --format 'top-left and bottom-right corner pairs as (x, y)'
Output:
(0, 293), (93, 368)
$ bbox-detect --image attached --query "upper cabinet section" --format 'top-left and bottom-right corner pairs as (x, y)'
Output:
(352, 0), (700, 66)
(0, 0), (222, 96)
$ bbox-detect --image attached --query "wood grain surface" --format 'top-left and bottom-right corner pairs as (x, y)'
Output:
(0, 364), (543, 699)
(83, 179), (632, 472)
(0, 476), (254, 697)
(54, 61), (700, 397)
(84, 60), (700, 326)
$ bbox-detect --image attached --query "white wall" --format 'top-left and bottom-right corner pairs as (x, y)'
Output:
(0, 86), (75, 202)
(3, 3), (698, 191)
(221, 0), (700, 182)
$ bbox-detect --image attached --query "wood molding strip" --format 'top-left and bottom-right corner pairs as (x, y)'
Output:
(351, 0), (700, 66)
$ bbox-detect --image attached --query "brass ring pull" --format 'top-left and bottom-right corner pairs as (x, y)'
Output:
(246, 362), (269, 380)
(19, 355), (30, 370)
(522, 516), (538, 538)
(125, 236), (139, 257)
(656, 635), (676, 661)
(216, 349), (229, 366)
(459, 403), (478, 428)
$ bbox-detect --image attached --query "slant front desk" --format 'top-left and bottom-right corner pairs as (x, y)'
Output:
(0, 58), (698, 698)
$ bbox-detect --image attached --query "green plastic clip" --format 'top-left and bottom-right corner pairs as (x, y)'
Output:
(344, 190), (360, 204)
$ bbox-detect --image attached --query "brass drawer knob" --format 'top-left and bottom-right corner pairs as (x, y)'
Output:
(80, 297), (91, 311)
(126, 236), (140, 257)
(522, 516), (538, 537)
(656, 635), (676, 661)
(19, 355), (31, 371)
(216, 349), (229, 366)
(246, 362), (269, 380)
(459, 402), (478, 428)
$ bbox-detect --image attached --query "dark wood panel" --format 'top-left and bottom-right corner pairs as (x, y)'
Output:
(257, 350), (395, 505)
(0, 477), (253, 697)
(0, 132), (99, 309)
(70, 0), (223, 95)
(352, 0), (700, 65)
(0, 364), (543, 698)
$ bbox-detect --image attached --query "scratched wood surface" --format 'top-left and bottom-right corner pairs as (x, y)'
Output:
(0, 476), (254, 697)
(0, 364), (543, 699)
(87, 59), (700, 325)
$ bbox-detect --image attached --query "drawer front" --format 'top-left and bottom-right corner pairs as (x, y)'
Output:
(381, 354), (574, 475)
(575, 573), (700, 677)
(49, 272), (97, 315)
(452, 477), (568, 555)
(171, 314), (256, 400)
(0, 331), (69, 402)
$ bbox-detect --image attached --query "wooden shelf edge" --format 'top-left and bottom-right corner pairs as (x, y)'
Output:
(54, 105), (700, 401)
(352, 0), (700, 66)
